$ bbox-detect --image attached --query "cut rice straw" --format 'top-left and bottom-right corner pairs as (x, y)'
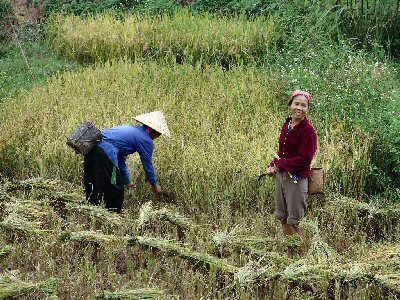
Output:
(94, 288), (166, 299)
(59, 230), (124, 244)
(129, 236), (237, 274)
(137, 201), (197, 230)
(0, 273), (58, 299)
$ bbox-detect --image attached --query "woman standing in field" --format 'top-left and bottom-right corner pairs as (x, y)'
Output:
(84, 111), (171, 213)
(267, 90), (317, 256)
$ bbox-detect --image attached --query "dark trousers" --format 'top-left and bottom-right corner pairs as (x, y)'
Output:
(84, 146), (124, 213)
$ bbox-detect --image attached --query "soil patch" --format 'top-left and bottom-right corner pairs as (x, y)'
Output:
(10, 0), (42, 24)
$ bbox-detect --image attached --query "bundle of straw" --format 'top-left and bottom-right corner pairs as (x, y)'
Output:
(2, 178), (63, 192)
(59, 230), (124, 244)
(0, 245), (12, 261)
(212, 225), (276, 256)
(137, 202), (196, 230)
(67, 203), (123, 227)
(130, 236), (237, 274)
(339, 262), (375, 283)
(281, 259), (339, 284)
(0, 274), (58, 299)
(95, 288), (166, 299)
(233, 253), (286, 286)
(375, 274), (400, 293)
(0, 213), (45, 234)
(4, 200), (49, 220)
(306, 235), (338, 264)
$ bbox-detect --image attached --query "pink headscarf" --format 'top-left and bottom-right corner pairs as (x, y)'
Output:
(290, 90), (313, 102)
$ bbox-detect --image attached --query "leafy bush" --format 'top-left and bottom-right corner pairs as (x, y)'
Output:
(38, 0), (179, 17)
(337, 0), (400, 58)
(0, 0), (10, 18)
(131, 0), (179, 15)
(0, 0), (12, 47)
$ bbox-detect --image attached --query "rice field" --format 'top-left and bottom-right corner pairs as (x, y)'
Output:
(0, 9), (399, 300)
(47, 11), (275, 67)
(0, 178), (399, 299)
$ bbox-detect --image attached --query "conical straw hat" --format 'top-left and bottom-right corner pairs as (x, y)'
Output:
(133, 111), (171, 137)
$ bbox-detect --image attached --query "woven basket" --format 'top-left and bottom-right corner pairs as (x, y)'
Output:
(308, 167), (325, 194)
(66, 122), (102, 155)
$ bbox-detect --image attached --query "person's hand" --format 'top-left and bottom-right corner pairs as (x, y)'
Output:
(152, 184), (162, 194)
(126, 182), (136, 189)
(267, 166), (279, 176)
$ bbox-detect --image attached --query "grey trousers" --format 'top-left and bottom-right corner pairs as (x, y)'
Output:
(274, 171), (308, 225)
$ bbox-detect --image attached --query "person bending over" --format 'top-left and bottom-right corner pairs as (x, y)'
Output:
(84, 111), (171, 213)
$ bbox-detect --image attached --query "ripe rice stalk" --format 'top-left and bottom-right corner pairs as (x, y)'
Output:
(0, 274), (58, 299)
(3, 199), (50, 220)
(0, 245), (12, 261)
(47, 11), (275, 66)
(0, 188), (18, 203)
(59, 230), (124, 244)
(0, 213), (46, 234)
(66, 203), (124, 227)
(282, 234), (302, 251)
(0, 59), (290, 218)
(48, 191), (85, 204)
(0, 179), (84, 219)
(2, 178), (84, 204)
(356, 243), (400, 273)
(136, 202), (153, 228)
(375, 274), (400, 294)
(232, 253), (288, 287)
(44, 296), (61, 300)
(94, 288), (166, 299)
(2, 178), (62, 192)
(300, 218), (321, 237)
(129, 236), (237, 274)
(155, 207), (197, 230)
(339, 262), (375, 283)
(281, 259), (340, 283)
(213, 225), (242, 247)
(137, 202), (197, 230)
(318, 196), (400, 240)
(306, 235), (339, 264)
(212, 225), (276, 256)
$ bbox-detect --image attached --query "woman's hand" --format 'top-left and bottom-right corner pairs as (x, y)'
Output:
(126, 182), (136, 189)
(152, 184), (162, 194)
(267, 166), (279, 176)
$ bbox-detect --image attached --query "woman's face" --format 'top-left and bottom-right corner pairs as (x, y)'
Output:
(290, 95), (309, 121)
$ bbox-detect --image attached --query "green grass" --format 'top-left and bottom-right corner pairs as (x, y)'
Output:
(0, 32), (79, 100)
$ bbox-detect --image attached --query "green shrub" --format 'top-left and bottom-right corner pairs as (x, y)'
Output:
(0, 0), (11, 45)
(338, 0), (400, 58)
(38, 0), (179, 17)
(132, 0), (179, 15)
(0, 0), (10, 18)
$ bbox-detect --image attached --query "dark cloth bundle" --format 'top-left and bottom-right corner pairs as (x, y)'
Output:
(66, 122), (102, 155)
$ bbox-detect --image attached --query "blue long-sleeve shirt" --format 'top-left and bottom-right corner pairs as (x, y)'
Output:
(97, 125), (157, 185)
